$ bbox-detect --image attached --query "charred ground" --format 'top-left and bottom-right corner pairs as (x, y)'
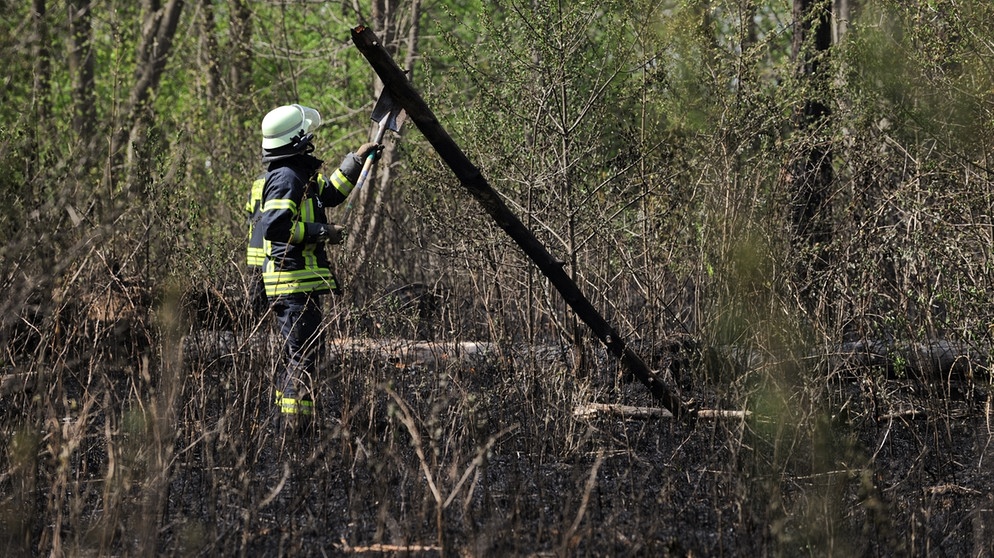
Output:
(2, 286), (993, 557)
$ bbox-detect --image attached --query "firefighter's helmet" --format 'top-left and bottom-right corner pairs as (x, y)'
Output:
(261, 104), (322, 150)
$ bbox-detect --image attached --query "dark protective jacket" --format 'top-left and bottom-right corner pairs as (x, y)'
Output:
(258, 152), (362, 297)
(244, 175), (266, 267)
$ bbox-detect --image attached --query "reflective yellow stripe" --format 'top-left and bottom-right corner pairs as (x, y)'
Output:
(246, 178), (265, 212)
(290, 222), (305, 244)
(264, 268), (331, 283)
(301, 197), (314, 222)
(296, 198), (314, 245)
(279, 397), (313, 415)
(246, 246), (266, 267)
(262, 268), (336, 296)
(252, 178), (265, 198)
(329, 169), (355, 196)
(302, 240), (318, 269)
(315, 173), (328, 196)
(265, 279), (337, 296)
(263, 198), (297, 212)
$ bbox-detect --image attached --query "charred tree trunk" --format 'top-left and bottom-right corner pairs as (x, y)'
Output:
(30, 0), (50, 121)
(790, 0), (833, 250)
(67, 0), (96, 145)
(27, 0), (50, 189)
(351, 26), (694, 420)
(200, 0), (221, 100)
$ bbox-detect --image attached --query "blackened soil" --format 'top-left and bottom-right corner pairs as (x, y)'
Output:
(160, 352), (994, 557)
(4, 345), (994, 557)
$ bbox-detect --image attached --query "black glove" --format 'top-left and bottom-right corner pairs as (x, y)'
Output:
(305, 222), (346, 245)
(356, 142), (382, 160)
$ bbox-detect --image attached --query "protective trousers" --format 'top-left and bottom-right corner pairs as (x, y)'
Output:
(271, 293), (324, 417)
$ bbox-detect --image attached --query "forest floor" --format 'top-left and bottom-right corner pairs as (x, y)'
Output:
(3, 333), (994, 556)
(160, 340), (994, 556)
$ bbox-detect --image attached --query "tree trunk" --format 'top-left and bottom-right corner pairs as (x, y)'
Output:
(790, 0), (833, 259)
(227, 0), (253, 107)
(742, 0), (758, 52)
(347, 0), (423, 278)
(200, 0), (221, 100)
(103, 0), (184, 194)
(67, 0), (96, 144)
(833, 0), (852, 43)
(30, 0), (50, 121)
(27, 0), (50, 188)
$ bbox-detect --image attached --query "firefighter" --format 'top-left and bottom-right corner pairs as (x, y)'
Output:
(256, 103), (378, 437)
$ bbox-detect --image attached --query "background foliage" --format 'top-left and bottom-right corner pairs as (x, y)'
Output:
(3, 0), (994, 555)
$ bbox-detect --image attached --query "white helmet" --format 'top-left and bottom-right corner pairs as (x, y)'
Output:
(261, 104), (323, 149)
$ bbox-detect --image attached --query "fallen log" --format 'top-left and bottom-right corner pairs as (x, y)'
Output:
(177, 328), (992, 381)
(830, 339), (988, 381)
(574, 403), (750, 420)
(328, 337), (503, 370)
(710, 338), (991, 382)
(180, 331), (511, 371)
(337, 542), (442, 554)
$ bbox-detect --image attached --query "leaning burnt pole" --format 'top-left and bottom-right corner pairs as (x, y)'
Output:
(351, 26), (694, 420)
